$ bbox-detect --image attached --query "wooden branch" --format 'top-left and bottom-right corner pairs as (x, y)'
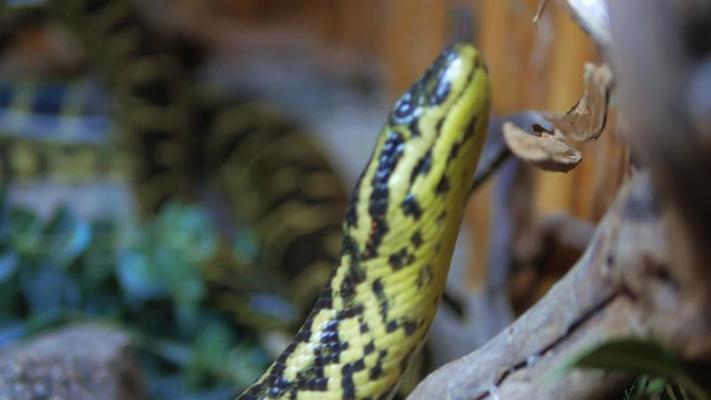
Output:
(410, 173), (677, 399)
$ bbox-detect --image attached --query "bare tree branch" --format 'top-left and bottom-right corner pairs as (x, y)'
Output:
(409, 173), (674, 399)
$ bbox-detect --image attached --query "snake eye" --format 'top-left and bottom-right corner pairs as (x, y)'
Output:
(392, 92), (416, 123)
(430, 77), (450, 105)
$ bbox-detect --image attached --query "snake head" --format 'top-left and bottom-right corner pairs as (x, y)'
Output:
(346, 43), (490, 259)
(388, 42), (488, 133)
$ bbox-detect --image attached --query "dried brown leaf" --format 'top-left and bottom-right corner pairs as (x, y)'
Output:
(503, 122), (582, 172)
(546, 63), (614, 142)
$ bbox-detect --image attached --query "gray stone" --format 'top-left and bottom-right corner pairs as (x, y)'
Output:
(0, 324), (145, 400)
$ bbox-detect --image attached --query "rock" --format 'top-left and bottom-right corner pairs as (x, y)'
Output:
(0, 324), (145, 400)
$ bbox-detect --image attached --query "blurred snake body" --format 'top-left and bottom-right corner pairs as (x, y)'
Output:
(0, 0), (349, 324)
(239, 44), (491, 399)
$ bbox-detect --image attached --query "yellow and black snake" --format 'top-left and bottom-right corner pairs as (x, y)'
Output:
(1, 2), (493, 397)
(0, 0), (349, 326)
(238, 43), (491, 400)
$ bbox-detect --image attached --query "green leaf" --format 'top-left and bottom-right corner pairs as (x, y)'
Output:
(8, 207), (44, 258)
(43, 206), (92, 268)
(645, 377), (668, 395)
(568, 338), (709, 400)
(0, 251), (18, 283)
(116, 250), (165, 302)
(18, 264), (80, 316)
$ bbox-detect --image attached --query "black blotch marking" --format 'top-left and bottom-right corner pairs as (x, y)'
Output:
(606, 253), (614, 267)
(365, 132), (404, 258)
(341, 234), (359, 257)
(372, 278), (391, 327)
(372, 278), (385, 298)
(341, 359), (366, 399)
(411, 231), (423, 248)
(369, 350), (387, 379)
(403, 320), (418, 336)
(407, 252), (416, 265)
(364, 340), (375, 355)
(388, 247), (409, 270)
(448, 142), (461, 162)
(402, 194), (422, 219)
(359, 322), (369, 334)
(408, 119), (422, 137)
(295, 359), (327, 392)
(314, 284), (333, 311)
(132, 78), (172, 107)
(316, 319), (347, 365)
(386, 320), (399, 333)
(436, 176), (450, 194)
(409, 150), (432, 184)
(301, 376), (327, 391)
(339, 257), (366, 302)
(463, 118), (477, 140)
(337, 304), (364, 320)
(345, 176), (363, 227)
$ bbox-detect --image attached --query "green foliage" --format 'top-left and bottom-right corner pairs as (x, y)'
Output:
(567, 338), (708, 400)
(0, 197), (269, 399)
(623, 376), (693, 400)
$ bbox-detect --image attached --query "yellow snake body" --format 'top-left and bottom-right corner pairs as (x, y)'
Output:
(239, 43), (490, 400)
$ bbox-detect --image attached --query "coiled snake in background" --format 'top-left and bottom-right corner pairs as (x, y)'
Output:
(0, 1), (492, 399)
(0, 0), (349, 328)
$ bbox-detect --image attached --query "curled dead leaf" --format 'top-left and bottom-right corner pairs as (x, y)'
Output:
(545, 63), (614, 142)
(503, 122), (582, 172)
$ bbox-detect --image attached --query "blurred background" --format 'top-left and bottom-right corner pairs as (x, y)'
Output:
(0, 1), (627, 399)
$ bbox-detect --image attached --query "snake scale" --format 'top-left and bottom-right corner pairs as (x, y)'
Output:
(238, 44), (491, 399)
(1, 1), (492, 398)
